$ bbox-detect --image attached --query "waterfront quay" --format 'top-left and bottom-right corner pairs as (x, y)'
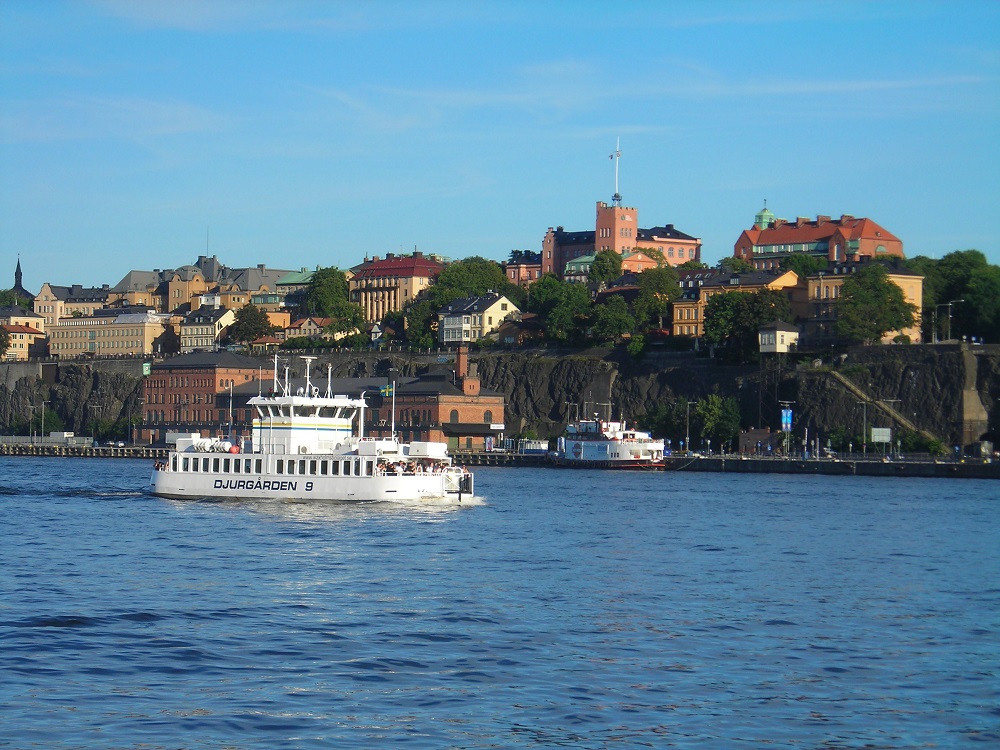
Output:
(2, 442), (996, 479)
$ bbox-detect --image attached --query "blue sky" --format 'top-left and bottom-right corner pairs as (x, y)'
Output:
(2, 0), (998, 292)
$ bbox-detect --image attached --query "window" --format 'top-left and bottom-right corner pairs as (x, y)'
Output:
(450, 409), (459, 423)
(484, 410), (493, 423)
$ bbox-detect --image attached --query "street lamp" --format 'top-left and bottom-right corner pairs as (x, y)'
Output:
(685, 400), (693, 455)
(27, 405), (38, 443)
(934, 299), (965, 343)
(41, 401), (49, 443)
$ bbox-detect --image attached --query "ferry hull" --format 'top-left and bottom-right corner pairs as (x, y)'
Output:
(150, 466), (472, 502)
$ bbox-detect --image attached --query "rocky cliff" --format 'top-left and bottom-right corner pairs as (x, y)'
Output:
(2, 344), (997, 446)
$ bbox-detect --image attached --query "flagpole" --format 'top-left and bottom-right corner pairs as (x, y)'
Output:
(390, 371), (397, 440)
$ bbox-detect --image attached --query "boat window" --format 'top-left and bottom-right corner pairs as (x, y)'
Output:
(276, 460), (284, 474)
(223, 458), (231, 473)
(172, 455), (178, 471)
(351, 460), (359, 476)
(331, 460), (339, 476)
(212, 458), (220, 473)
(202, 458), (209, 472)
(232, 458), (240, 473)
(254, 459), (262, 474)
(309, 460), (318, 475)
(299, 460), (306, 475)
(182, 457), (189, 471)
(191, 458), (199, 472)
(320, 461), (328, 475)
(244, 459), (252, 473)
(365, 460), (374, 476)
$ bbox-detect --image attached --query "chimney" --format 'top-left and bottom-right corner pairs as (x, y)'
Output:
(817, 215), (830, 226)
(413, 251), (423, 258)
(455, 344), (469, 379)
(462, 361), (480, 397)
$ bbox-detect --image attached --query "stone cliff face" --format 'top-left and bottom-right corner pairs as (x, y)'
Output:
(2, 345), (997, 445)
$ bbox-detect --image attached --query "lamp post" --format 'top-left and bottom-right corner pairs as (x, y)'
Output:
(878, 399), (900, 457)
(685, 400), (693, 455)
(857, 399), (869, 456)
(934, 299), (965, 343)
(946, 299), (964, 342)
(27, 405), (38, 443)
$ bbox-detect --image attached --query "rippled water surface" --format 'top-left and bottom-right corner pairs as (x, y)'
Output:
(1, 457), (998, 748)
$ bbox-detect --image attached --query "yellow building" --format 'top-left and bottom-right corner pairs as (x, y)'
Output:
(33, 283), (110, 327)
(49, 310), (170, 358)
(350, 252), (444, 323)
(803, 263), (923, 343)
(672, 269), (800, 338)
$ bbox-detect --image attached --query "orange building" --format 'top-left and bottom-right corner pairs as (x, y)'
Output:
(735, 207), (904, 270)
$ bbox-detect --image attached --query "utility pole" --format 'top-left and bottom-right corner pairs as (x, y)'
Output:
(857, 400), (869, 456)
(685, 400), (693, 454)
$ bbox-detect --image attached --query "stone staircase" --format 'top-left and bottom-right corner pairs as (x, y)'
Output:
(828, 370), (939, 443)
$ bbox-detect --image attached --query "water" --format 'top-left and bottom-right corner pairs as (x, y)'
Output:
(1, 458), (998, 749)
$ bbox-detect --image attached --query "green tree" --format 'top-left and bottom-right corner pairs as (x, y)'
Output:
(303, 267), (359, 318)
(403, 256), (526, 347)
(717, 256), (754, 274)
(678, 260), (709, 270)
(965, 264), (1000, 343)
(545, 282), (592, 341)
(228, 303), (276, 344)
(0, 325), (9, 359)
(588, 249), (623, 284)
(632, 265), (680, 328)
(696, 394), (741, 451)
(779, 254), (828, 278)
(836, 264), (916, 344)
(0, 289), (31, 308)
(704, 289), (792, 362)
(591, 295), (634, 342)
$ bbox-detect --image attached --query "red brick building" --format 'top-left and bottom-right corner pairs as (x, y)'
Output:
(366, 346), (506, 452)
(542, 200), (701, 278)
(141, 351), (262, 443)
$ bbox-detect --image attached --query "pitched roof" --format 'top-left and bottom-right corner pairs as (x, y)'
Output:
(2, 323), (44, 335)
(43, 284), (110, 302)
(637, 224), (698, 242)
(437, 293), (512, 315)
(350, 253), (444, 280)
(0, 305), (43, 318)
(153, 351), (263, 370)
(748, 215), (900, 247)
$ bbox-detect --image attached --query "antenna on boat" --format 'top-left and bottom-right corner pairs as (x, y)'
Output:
(302, 356), (316, 396)
(326, 364), (333, 398)
(272, 353), (280, 395)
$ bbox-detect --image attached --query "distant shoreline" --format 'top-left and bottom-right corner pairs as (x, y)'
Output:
(1, 443), (996, 480)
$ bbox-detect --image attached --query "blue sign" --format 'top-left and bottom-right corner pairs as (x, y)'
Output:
(781, 408), (793, 433)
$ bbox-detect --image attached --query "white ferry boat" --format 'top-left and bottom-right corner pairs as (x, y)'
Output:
(150, 357), (474, 503)
(554, 417), (665, 469)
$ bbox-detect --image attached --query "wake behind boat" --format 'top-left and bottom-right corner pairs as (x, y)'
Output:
(150, 356), (474, 503)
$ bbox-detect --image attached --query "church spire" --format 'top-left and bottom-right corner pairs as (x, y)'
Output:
(15, 256), (23, 288)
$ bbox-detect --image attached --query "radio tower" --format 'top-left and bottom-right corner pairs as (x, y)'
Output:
(610, 137), (622, 206)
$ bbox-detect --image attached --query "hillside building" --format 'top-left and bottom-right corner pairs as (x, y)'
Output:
(734, 206), (904, 270)
(437, 293), (519, 346)
(350, 252), (445, 323)
(542, 201), (701, 279)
